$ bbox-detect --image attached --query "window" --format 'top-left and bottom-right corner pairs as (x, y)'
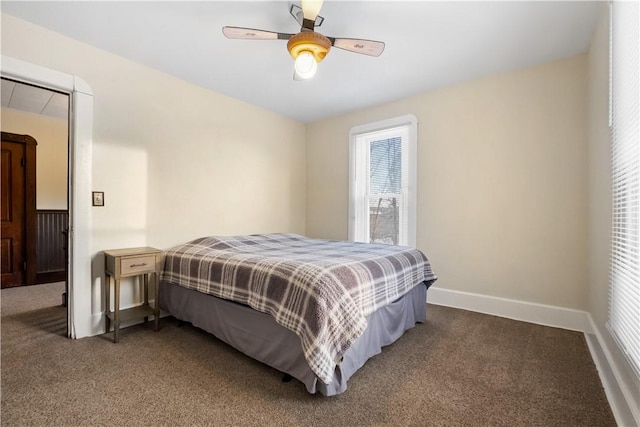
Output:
(349, 114), (417, 246)
(609, 0), (640, 377)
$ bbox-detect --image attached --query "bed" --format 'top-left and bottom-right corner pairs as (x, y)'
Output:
(158, 233), (437, 396)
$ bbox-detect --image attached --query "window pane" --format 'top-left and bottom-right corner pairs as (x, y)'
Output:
(369, 137), (401, 194)
(369, 196), (400, 245)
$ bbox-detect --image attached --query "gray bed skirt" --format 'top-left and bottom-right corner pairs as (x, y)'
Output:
(159, 281), (429, 396)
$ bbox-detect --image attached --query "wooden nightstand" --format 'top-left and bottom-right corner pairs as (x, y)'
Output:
(103, 247), (163, 343)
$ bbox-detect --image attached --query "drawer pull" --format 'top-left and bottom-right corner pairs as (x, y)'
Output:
(129, 262), (147, 268)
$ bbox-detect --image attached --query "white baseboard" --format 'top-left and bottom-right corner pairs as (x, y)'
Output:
(427, 286), (638, 427)
(427, 286), (591, 332)
(585, 316), (640, 427)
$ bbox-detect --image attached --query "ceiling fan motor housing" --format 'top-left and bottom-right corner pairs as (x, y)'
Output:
(287, 31), (331, 63)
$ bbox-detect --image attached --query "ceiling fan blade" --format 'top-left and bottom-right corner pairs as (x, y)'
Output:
(331, 38), (386, 57)
(222, 26), (293, 40)
(301, 0), (324, 22)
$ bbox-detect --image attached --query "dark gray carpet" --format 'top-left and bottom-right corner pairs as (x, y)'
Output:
(1, 282), (615, 426)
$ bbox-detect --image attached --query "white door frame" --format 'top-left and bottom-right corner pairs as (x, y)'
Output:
(1, 55), (93, 338)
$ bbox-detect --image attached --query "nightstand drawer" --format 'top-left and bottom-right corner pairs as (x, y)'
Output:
(120, 255), (156, 275)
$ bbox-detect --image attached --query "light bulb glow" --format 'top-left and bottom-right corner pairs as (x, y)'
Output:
(294, 52), (317, 79)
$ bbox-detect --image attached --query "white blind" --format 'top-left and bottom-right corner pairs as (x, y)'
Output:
(609, 0), (640, 377)
(368, 134), (406, 245)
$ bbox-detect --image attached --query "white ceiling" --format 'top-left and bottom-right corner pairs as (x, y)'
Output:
(1, 79), (69, 120)
(1, 1), (602, 123)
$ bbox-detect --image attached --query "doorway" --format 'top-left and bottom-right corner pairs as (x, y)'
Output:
(2, 55), (94, 339)
(1, 79), (70, 334)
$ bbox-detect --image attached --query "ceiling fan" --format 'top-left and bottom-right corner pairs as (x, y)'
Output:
(222, 0), (385, 80)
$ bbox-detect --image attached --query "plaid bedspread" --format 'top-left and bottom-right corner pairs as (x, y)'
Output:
(161, 233), (437, 385)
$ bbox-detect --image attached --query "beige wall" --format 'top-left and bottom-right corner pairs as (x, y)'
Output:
(1, 14), (305, 248)
(1, 13), (306, 318)
(1, 108), (69, 210)
(587, 6), (640, 421)
(307, 55), (589, 310)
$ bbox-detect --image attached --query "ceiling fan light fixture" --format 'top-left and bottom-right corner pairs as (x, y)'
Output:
(294, 51), (318, 79)
(287, 31), (331, 63)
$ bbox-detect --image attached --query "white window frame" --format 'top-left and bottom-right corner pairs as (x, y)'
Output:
(349, 114), (417, 247)
(608, 0), (640, 379)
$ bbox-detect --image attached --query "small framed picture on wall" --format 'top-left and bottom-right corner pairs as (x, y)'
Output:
(92, 191), (104, 207)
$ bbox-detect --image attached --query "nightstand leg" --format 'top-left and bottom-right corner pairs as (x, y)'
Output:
(105, 274), (111, 334)
(153, 272), (160, 331)
(143, 274), (149, 324)
(114, 278), (121, 343)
